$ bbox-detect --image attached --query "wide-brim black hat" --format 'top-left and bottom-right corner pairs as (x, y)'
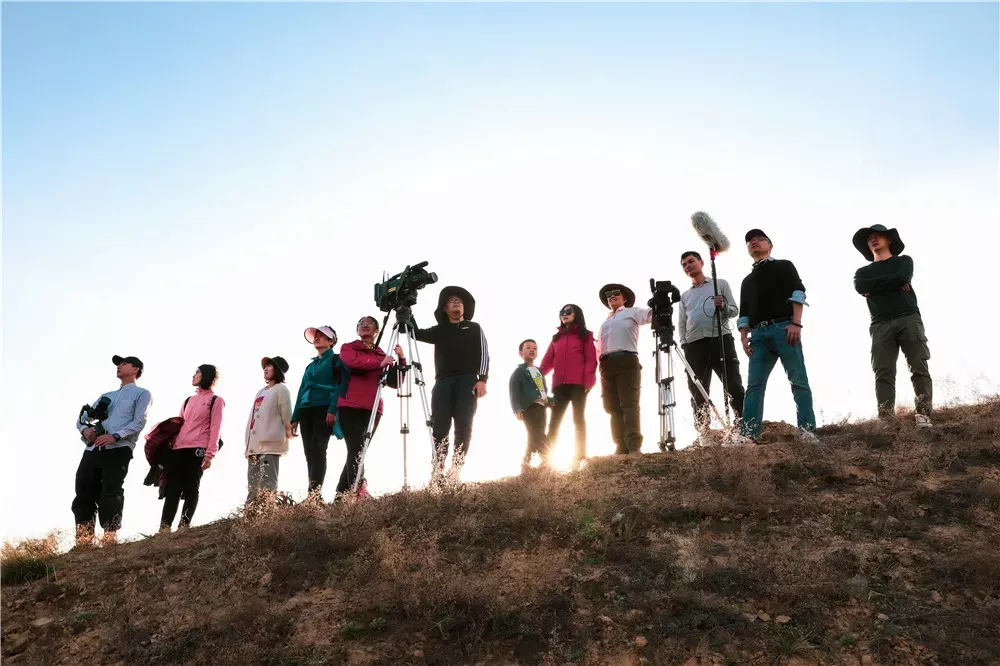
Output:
(435, 285), (476, 324)
(261, 356), (290, 374)
(599, 283), (635, 309)
(852, 224), (904, 262)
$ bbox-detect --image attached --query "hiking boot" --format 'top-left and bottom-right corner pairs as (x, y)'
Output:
(74, 525), (96, 550)
(914, 414), (933, 428)
(99, 531), (118, 546)
(796, 429), (820, 444)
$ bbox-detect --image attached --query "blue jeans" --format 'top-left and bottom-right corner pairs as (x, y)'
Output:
(740, 321), (815, 439)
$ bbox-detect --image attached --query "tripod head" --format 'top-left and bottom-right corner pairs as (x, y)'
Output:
(648, 278), (681, 350)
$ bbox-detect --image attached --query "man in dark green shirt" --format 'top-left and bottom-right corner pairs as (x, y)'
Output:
(852, 224), (933, 427)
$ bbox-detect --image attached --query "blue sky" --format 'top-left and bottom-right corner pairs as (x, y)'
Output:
(3, 2), (998, 545)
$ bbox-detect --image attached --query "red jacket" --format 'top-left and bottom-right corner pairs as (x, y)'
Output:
(337, 340), (403, 414)
(540, 326), (598, 390)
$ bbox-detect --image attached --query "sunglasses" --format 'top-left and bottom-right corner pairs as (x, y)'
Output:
(560, 308), (574, 316)
(605, 289), (622, 300)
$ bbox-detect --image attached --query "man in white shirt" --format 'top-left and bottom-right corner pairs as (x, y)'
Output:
(597, 283), (653, 454)
(678, 251), (746, 441)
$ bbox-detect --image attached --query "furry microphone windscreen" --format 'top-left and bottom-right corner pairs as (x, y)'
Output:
(691, 211), (731, 253)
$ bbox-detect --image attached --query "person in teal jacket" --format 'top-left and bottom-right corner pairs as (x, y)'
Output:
(291, 325), (344, 499)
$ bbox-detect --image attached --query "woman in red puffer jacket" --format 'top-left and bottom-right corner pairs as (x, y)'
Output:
(539, 304), (597, 465)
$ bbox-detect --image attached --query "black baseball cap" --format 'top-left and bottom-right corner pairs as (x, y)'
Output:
(745, 229), (771, 244)
(112, 355), (144, 374)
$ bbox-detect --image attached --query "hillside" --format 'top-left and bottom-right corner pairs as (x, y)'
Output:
(3, 401), (1000, 666)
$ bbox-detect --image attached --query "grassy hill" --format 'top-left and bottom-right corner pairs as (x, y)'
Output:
(3, 401), (999, 665)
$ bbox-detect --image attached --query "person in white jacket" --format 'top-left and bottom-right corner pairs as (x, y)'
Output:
(245, 356), (294, 504)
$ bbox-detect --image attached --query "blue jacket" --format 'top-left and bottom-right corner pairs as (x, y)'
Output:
(292, 349), (344, 439)
(509, 363), (549, 414)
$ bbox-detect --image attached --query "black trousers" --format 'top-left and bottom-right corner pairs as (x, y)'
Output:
(298, 406), (333, 493)
(336, 407), (382, 493)
(682, 335), (745, 430)
(600, 353), (643, 454)
(160, 448), (205, 528)
(71, 446), (133, 531)
(521, 402), (549, 463)
(431, 374), (479, 467)
(547, 384), (588, 460)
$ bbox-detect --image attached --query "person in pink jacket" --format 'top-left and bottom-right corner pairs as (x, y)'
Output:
(335, 316), (405, 498)
(159, 364), (225, 532)
(539, 304), (597, 465)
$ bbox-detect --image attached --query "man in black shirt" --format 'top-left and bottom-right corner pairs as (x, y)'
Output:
(736, 229), (817, 443)
(852, 224), (932, 427)
(414, 285), (490, 486)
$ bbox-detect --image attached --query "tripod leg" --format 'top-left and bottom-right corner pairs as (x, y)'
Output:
(350, 326), (398, 493)
(399, 321), (438, 486)
(672, 343), (725, 426)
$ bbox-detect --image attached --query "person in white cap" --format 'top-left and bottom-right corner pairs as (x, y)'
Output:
(291, 325), (344, 500)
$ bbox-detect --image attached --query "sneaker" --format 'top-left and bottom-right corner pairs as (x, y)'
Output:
(796, 429), (820, 444)
(914, 414), (933, 428)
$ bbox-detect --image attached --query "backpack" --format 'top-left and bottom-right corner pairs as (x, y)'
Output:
(183, 394), (224, 450)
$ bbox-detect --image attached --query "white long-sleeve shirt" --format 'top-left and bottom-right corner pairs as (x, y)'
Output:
(678, 278), (739, 345)
(597, 306), (653, 357)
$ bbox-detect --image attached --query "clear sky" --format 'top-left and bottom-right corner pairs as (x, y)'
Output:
(3, 2), (998, 545)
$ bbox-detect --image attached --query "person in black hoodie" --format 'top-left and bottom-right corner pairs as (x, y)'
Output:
(413, 285), (490, 486)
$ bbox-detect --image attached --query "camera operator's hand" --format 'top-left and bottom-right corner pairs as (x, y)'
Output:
(394, 345), (405, 361)
(82, 427), (97, 443)
(325, 413), (337, 428)
(93, 434), (117, 447)
(202, 458), (212, 471)
(713, 295), (726, 309)
(473, 381), (487, 398)
(741, 332), (753, 358)
(379, 355), (395, 368)
(785, 323), (802, 346)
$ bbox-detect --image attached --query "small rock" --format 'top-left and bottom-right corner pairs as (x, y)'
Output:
(775, 615), (791, 624)
(598, 615), (614, 624)
(862, 656), (874, 665)
(31, 616), (54, 628)
(758, 612), (771, 621)
(413, 649), (424, 658)
(635, 636), (648, 648)
(258, 573), (273, 586)
(721, 516), (732, 522)
(626, 609), (645, 620)
(876, 613), (889, 621)
(931, 591), (942, 603)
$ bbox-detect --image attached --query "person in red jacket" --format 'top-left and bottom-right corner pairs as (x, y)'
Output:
(335, 316), (406, 498)
(539, 304), (597, 465)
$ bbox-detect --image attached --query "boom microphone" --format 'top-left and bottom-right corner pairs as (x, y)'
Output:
(691, 211), (731, 253)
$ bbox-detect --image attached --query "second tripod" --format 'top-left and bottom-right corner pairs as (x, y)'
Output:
(350, 307), (435, 493)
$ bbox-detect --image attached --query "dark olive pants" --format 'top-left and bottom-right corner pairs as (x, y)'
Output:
(870, 312), (932, 418)
(600, 352), (642, 454)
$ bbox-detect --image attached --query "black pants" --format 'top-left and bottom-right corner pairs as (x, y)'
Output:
(431, 374), (479, 468)
(600, 352), (642, 454)
(682, 335), (745, 431)
(337, 407), (382, 493)
(160, 448), (205, 528)
(521, 403), (549, 463)
(547, 384), (588, 460)
(299, 406), (333, 493)
(71, 446), (133, 532)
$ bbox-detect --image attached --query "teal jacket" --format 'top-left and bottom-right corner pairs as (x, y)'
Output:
(292, 348), (344, 439)
(509, 363), (549, 414)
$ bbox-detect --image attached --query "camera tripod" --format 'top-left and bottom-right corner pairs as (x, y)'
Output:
(351, 306), (436, 493)
(652, 326), (723, 453)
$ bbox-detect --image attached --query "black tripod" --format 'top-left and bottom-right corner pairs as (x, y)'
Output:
(649, 279), (724, 452)
(350, 306), (435, 493)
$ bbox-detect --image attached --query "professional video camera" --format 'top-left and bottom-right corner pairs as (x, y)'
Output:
(374, 261), (438, 313)
(647, 279), (682, 348)
(79, 396), (112, 438)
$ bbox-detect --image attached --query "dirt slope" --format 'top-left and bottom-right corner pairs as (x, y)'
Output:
(3, 401), (1000, 666)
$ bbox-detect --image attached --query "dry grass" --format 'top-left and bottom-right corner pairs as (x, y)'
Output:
(1, 532), (60, 586)
(3, 398), (1000, 665)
